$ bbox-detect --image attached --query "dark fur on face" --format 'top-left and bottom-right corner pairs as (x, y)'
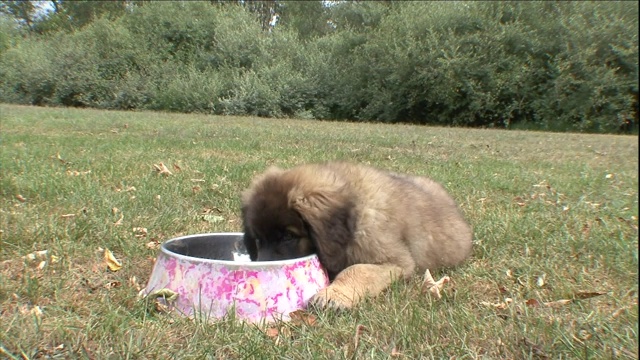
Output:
(240, 162), (473, 308)
(241, 168), (315, 262)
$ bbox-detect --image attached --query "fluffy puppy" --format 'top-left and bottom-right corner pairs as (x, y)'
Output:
(241, 162), (472, 309)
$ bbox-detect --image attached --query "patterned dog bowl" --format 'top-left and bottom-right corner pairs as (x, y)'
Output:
(142, 233), (329, 323)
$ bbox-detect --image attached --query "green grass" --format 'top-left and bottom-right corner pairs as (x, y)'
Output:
(1, 104), (638, 359)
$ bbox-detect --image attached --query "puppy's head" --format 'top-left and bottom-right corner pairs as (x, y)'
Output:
(241, 165), (355, 272)
(241, 167), (314, 261)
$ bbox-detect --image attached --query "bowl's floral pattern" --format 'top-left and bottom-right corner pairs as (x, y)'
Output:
(144, 245), (329, 323)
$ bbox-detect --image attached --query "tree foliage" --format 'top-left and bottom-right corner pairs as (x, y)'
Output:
(0, 0), (637, 133)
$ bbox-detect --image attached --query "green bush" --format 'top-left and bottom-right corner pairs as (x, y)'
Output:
(0, 1), (637, 133)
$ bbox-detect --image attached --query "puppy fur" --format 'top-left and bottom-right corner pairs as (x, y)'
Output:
(241, 162), (472, 309)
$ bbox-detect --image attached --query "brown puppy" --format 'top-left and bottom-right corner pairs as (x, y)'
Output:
(241, 162), (472, 309)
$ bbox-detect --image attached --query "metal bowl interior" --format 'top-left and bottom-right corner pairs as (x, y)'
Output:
(161, 233), (320, 266)
(162, 233), (248, 261)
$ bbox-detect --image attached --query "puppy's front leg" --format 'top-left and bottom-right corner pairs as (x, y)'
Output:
(309, 263), (406, 309)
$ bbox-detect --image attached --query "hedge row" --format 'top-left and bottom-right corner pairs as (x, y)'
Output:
(0, 1), (637, 132)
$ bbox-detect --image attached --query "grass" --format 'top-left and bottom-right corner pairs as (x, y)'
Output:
(1, 104), (638, 359)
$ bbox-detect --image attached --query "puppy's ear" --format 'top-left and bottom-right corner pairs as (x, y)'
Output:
(288, 185), (355, 273)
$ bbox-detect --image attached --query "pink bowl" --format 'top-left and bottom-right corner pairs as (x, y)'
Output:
(143, 233), (329, 323)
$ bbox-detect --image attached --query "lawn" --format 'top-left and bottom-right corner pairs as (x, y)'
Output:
(1, 104), (638, 359)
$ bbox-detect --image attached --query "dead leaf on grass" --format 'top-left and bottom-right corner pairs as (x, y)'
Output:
(66, 170), (91, 176)
(289, 310), (317, 326)
(114, 213), (124, 226)
(104, 281), (122, 289)
(543, 299), (573, 308)
(146, 239), (161, 250)
(129, 276), (141, 291)
(481, 298), (513, 310)
(421, 269), (450, 299)
(104, 248), (122, 272)
(390, 347), (403, 357)
(153, 162), (173, 176)
(115, 186), (136, 193)
(192, 185), (202, 194)
(353, 324), (367, 350)
(513, 196), (527, 207)
(16, 194), (27, 202)
(526, 298), (541, 307)
(573, 291), (607, 300)
(133, 227), (148, 238)
(265, 327), (279, 338)
(24, 250), (49, 261)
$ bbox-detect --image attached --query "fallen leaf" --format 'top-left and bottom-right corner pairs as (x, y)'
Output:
(16, 194), (27, 202)
(133, 227), (148, 238)
(543, 299), (572, 308)
(289, 310), (317, 326)
(30, 306), (43, 319)
(24, 250), (49, 261)
(173, 163), (182, 171)
(104, 281), (122, 289)
(66, 170), (91, 176)
(154, 300), (171, 313)
(353, 324), (367, 350)
(526, 298), (541, 307)
(146, 240), (160, 250)
(605, 173), (613, 179)
(265, 327), (279, 338)
(192, 185), (202, 193)
(112, 207), (119, 215)
(129, 276), (141, 291)
(536, 274), (546, 287)
(610, 307), (628, 318)
(114, 213), (124, 226)
(153, 162), (173, 176)
(513, 196), (526, 207)
(390, 347), (403, 357)
(573, 291), (607, 300)
(104, 248), (122, 272)
(55, 152), (68, 164)
(37, 260), (47, 270)
(421, 269), (450, 299)
(481, 298), (513, 310)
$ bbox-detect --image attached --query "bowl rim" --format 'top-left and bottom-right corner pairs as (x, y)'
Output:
(160, 232), (321, 267)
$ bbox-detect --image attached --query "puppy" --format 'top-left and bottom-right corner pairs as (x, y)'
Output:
(241, 162), (472, 309)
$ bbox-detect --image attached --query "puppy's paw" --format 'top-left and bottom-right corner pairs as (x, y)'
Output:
(309, 284), (359, 310)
